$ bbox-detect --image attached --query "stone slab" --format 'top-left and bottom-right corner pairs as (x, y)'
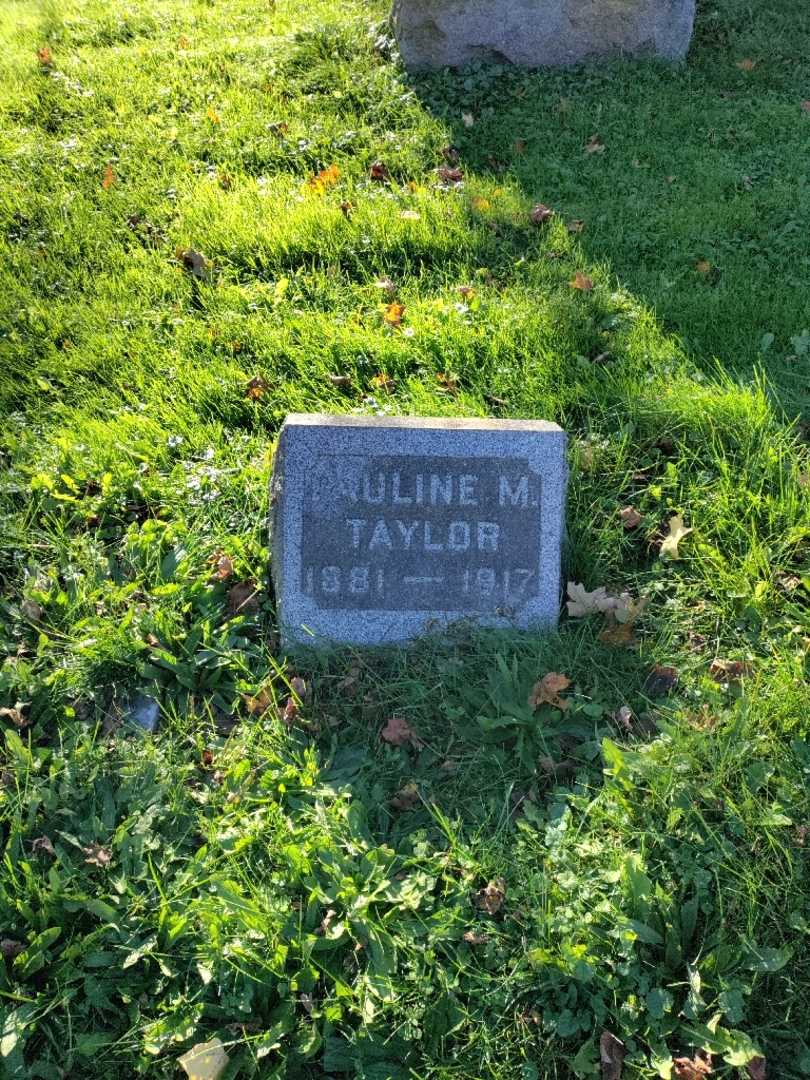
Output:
(271, 414), (567, 646)
(392, 0), (696, 71)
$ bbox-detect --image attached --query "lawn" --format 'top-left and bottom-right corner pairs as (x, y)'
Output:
(0, 0), (809, 1076)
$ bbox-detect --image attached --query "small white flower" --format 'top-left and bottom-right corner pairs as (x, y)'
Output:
(167, 435), (183, 448)
(402, 326), (415, 337)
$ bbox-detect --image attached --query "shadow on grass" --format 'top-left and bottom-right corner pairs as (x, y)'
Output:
(404, 0), (810, 419)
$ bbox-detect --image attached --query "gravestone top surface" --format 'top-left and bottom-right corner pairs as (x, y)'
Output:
(271, 413), (567, 647)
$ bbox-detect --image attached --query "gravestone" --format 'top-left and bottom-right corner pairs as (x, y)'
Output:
(271, 414), (567, 646)
(392, 0), (696, 71)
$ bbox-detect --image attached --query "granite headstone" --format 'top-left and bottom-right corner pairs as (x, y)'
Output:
(392, 0), (696, 71)
(271, 414), (567, 646)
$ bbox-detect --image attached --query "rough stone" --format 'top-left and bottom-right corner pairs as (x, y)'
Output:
(392, 0), (696, 71)
(271, 414), (567, 647)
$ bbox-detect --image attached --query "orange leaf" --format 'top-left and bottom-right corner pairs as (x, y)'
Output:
(673, 1052), (713, 1079)
(570, 271), (593, 291)
(371, 372), (395, 393)
(37, 45), (53, 67)
(306, 163), (340, 193)
(101, 164), (116, 190)
(528, 672), (571, 711)
(206, 106), (220, 124)
(245, 375), (268, 400)
(383, 302), (405, 328)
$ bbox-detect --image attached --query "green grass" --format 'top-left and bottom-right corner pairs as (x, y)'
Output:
(1, 0), (809, 1076)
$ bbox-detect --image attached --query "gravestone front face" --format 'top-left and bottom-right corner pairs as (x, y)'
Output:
(271, 414), (567, 646)
(392, 0), (696, 71)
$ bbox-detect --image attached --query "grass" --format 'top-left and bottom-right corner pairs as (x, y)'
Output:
(0, 0), (809, 1076)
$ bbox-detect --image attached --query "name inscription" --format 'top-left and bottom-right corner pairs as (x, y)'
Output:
(300, 454), (542, 613)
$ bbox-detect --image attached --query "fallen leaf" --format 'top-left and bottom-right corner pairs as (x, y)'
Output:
(245, 375), (268, 400)
(177, 247), (208, 279)
(568, 219), (585, 233)
(306, 163), (340, 193)
(227, 580), (260, 615)
(0, 703), (29, 728)
(530, 203), (554, 225)
(619, 505), (642, 529)
(390, 782), (420, 811)
(371, 372), (395, 394)
(737, 57), (756, 71)
(0, 939), (24, 959)
(374, 275), (396, 294)
(206, 106), (220, 124)
(614, 705), (633, 731)
(599, 597), (648, 648)
(441, 145), (460, 164)
(796, 824), (808, 846)
(289, 676), (307, 699)
(644, 664), (679, 697)
(436, 372), (459, 394)
(370, 160), (390, 181)
(178, 1038), (229, 1080)
(37, 45), (53, 67)
(673, 1052), (713, 1079)
(382, 302), (405, 328)
(695, 259), (712, 275)
(437, 165), (463, 184)
(83, 843), (111, 868)
(177, 34), (192, 49)
(567, 582), (623, 618)
(528, 672), (571, 711)
(585, 133), (606, 154)
(570, 271), (594, 291)
(458, 284), (475, 298)
(32, 836), (55, 857)
(747, 1058), (766, 1080)
(201, 749), (214, 767)
(209, 552), (234, 581)
(280, 697), (298, 725)
(462, 111), (475, 127)
(471, 196), (491, 211)
(463, 929), (489, 945)
(802, 101), (810, 113)
(380, 715), (418, 747)
(340, 200), (354, 217)
(243, 688), (272, 715)
(473, 878), (506, 915)
(101, 164), (116, 190)
(660, 514), (693, 560)
(709, 658), (752, 683)
(329, 373), (352, 388)
(600, 1031), (626, 1079)
(400, 209), (420, 220)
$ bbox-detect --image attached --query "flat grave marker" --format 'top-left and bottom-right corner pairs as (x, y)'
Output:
(271, 414), (567, 646)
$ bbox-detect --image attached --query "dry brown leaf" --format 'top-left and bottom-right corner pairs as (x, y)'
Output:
(737, 57), (757, 71)
(227, 580), (260, 615)
(32, 835), (55, 858)
(695, 260), (711, 275)
(329, 373), (352, 389)
(673, 1052), (713, 1079)
(0, 703), (29, 728)
(178, 1038), (229, 1080)
(567, 582), (626, 618)
(528, 672), (571, 711)
(21, 599), (43, 622)
(746, 1058), (766, 1080)
(470, 196), (491, 211)
(570, 271), (594, 291)
(245, 375), (268, 400)
(382, 302), (405, 328)
(644, 664), (679, 697)
(473, 878), (506, 915)
(442, 144), (460, 164)
(390, 782), (420, 811)
(599, 597), (648, 648)
(437, 165), (464, 184)
(619, 505), (642, 529)
(436, 372), (459, 395)
(463, 929), (489, 945)
(370, 160), (390, 181)
(209, 552), (234, 580)
(585, 134), (606, 154)
(568, 219), (585, 234)
(83, 842), (111, 868)
(530, 203), (554, 225)
(802, 101), (810, 113)
(101, 164), (116, 190)
(280, 697), (298, 726)
(289, 676), (307, 700)
(600, 1031), (626, 1079)
(37, 45), (53, 67)
(243, 688), (272, 715)
(709, 658), (752, 683)
(374, 276), (396, 294)
(660, 514), (693, 560)
(177, 247), (208, 279)
(380, 715), (418, 747)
